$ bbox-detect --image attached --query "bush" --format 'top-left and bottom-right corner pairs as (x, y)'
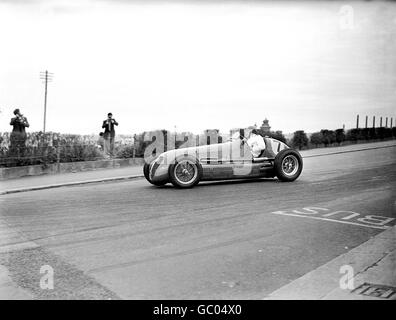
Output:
(0, 131), (138, 167)
(115, 144), (135, 158)
(59, 143), (103, 162)
(345, 127), (394, 142)
(376, 127), (392, 140)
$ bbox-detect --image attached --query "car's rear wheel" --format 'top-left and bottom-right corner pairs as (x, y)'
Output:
(143, 162), (167, 186)
(274, 149), (303, 182)
(169, 157), (202, 188)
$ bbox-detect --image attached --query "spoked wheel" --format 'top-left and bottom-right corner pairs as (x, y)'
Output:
(174, 160), (198, 183)
(282, 155), (299, 176)
(169, 157), (202, 188)
(274, 149), (303, 182)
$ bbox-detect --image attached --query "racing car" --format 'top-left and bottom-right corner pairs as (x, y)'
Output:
(143, 131), (303, 188)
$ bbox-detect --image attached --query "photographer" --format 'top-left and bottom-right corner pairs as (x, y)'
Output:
(102, 112), (118, 157)
(9, 108), (30, 155)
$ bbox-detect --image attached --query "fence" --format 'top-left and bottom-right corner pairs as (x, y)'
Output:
(0, 132), (137, 167)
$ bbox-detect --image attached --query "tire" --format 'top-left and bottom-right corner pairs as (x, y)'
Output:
(143, 162), (167, 186)
(274, 149), (303, 182)
(168, 156), (202, 188)
(143, 162), (151, 181)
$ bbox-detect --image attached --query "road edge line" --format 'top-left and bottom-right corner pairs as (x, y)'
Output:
(0, 174), (144, 195)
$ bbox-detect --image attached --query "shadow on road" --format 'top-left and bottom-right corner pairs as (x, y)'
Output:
(145, 177), (295, 190)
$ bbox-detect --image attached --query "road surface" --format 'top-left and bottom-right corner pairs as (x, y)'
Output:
(1, 143), (395, 299)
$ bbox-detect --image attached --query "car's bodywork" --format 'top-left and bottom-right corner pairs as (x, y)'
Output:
(144, 133), (303, 188)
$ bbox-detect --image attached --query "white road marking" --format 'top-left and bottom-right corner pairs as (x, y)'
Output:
(271, 211), (389, 230)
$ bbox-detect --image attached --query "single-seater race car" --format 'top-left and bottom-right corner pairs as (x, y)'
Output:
(143, 131), (303, 188)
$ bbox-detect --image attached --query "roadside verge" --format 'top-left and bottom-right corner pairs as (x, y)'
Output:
(264, 225), (396, 300)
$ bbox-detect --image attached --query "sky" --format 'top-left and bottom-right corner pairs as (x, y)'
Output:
(0, 0), (395, 135)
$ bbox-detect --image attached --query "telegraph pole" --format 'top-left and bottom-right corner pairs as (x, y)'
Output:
(40, 70), (53, 133)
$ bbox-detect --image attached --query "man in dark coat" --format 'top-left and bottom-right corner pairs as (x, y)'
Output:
(102, 112), (118, 157)
(10, 108), (30, 155)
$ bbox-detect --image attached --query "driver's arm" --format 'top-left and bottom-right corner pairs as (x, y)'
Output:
(247, 136), (257, 148)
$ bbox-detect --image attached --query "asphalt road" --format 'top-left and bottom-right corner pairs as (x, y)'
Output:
(1, 144), (395, 299)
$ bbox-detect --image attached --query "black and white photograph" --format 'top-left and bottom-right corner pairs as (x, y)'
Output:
(0, 0), (395, 310)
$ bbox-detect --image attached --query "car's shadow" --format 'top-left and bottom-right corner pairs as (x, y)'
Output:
(147, 177), (281, 189)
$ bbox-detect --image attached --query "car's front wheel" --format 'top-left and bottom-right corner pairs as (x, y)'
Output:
(169, 157), (202, 188)
(274, 149), (303, 182)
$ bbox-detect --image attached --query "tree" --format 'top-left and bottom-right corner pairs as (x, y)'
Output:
(346, 128), (362, 142)
(335, 129), (346, 145)
(320, 129), (336, 147)
(268, 130), (287, 143)
(257, 129), (287, 143)
(310, 132), (323, 148)
(361, 128), (370, 141)
(368, 127), (377, 140)
(291, 130), (308, 150)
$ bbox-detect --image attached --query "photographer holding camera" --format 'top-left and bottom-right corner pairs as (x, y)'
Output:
(9, 108), (30, 155)
(102, 112), (118, 157)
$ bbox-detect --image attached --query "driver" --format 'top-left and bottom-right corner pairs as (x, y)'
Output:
(246, 129), (266, 157)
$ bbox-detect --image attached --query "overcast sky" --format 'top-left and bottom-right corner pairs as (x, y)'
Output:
(0, 0), (395, 135)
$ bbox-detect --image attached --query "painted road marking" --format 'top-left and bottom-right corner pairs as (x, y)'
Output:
(271, 207), (395, 230)
(352, 283), (396, 299)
